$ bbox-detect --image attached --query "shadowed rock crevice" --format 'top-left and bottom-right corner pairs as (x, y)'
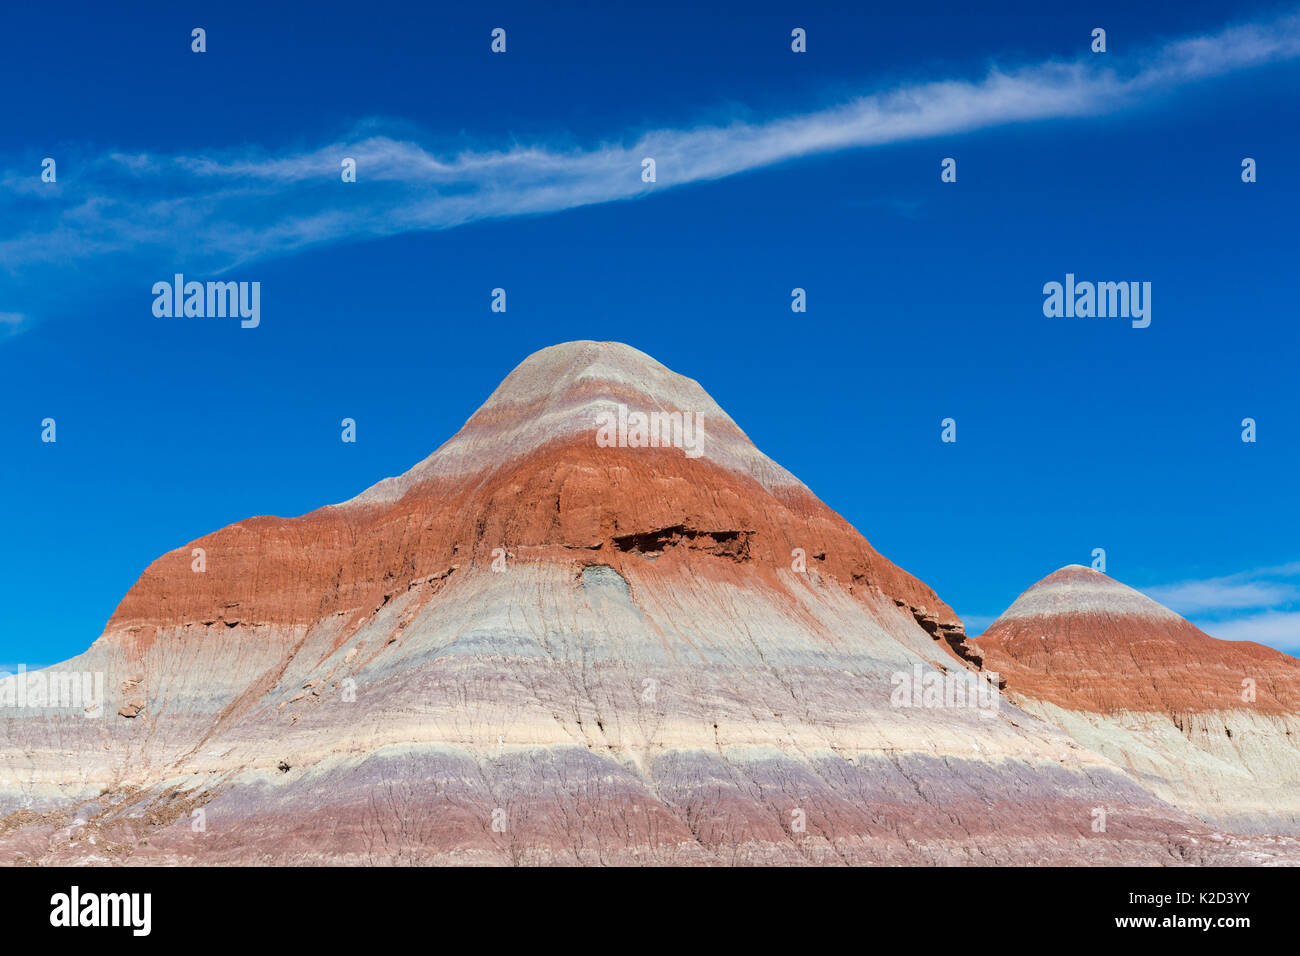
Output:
(893, 597), (989, 673)
(611, 525), (753, 561)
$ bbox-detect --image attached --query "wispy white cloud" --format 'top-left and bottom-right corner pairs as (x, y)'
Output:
(958, 614), (998, 636)
(1195, 611), (1300, 651)
(2, 9), (1299, 288)
(1146, 577), (1300, 614)
(1146, 561), (1300, 653)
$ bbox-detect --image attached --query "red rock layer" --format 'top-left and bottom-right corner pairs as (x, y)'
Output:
(106, 437), (964, 658)
(979, 566), (1300, 715)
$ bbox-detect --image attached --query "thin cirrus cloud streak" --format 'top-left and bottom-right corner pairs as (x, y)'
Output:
(1144, 562), (1300, 651)
(1145, 561), (1300, 612)
(961, 560), (1300, 646)
(1, 10), (1298, 295)
(1200, 611), (1300, 650)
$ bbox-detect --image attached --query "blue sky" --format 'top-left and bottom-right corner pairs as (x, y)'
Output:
(1, 0), (1298, 663)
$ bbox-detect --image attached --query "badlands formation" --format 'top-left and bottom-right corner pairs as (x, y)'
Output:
(978, 565), (1300, 837)
(1, 341), (1297, 865)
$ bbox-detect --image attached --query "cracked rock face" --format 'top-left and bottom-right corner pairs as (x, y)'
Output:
(1, 342), (1295, 865)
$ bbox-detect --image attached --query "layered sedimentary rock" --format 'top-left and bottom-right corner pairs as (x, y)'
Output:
(0, 343), (1294, 865)
(978, 565), (1300, 835)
